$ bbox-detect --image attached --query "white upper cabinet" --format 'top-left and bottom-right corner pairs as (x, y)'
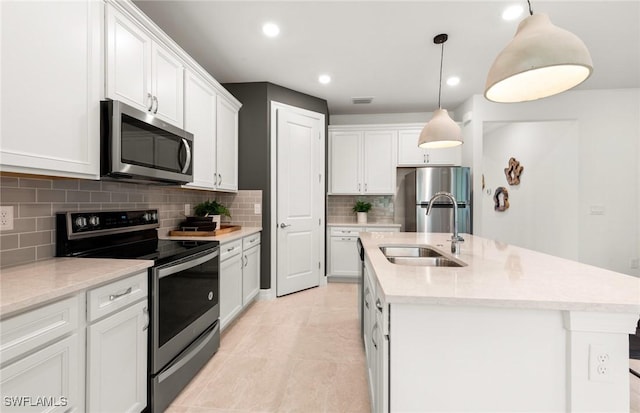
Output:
(215, 94), (239, 192)
(329, 127), (397, 195)
(397, 127), (462, 166)
(183, 70), (217, 190)
(106, 4), (184, 128)
(0, 0), (102, 179)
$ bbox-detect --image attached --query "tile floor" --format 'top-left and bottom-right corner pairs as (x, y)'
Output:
(165, 282), (640, 413)
(166, 283), (370, 413)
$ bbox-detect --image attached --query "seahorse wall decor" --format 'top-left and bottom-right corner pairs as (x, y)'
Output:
(494, 186), (509, 211)
(504, 157), (524, 185)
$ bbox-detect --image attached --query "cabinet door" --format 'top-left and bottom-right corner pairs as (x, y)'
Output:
(0, 0), (101, 179)
(106, 5), (152, 113)
(87, 300), (147, 413)
(151, 43), (184, 128)
(220, 254), (243, 329)
(216, 94), (239, 192)
(397, 129), (428, 166)
(1, 334), (82, 413)
(184, 70), (217, 189)
(328, 236), (360, 277)
(329, 131), (362, 194)
(397, 128), (462, 166)
(242, 245), (261, 305)
(363, 130), (397, 194)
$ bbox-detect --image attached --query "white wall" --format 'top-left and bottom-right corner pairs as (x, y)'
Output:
(458, 88), (640, 276)
(482, 121), (579, 261)
(330, 111), (433, 125)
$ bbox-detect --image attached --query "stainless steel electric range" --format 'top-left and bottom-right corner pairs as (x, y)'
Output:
(56, 209), (220, 412)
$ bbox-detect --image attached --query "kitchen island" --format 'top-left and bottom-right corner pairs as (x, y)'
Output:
(359, 231), (640, 412)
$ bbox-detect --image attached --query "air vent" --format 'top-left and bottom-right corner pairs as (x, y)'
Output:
(352, 96), (374, 104)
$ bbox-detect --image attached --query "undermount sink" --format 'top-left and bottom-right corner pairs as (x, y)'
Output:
(379, 245), (466, 267)
(379, 246), (443, 258)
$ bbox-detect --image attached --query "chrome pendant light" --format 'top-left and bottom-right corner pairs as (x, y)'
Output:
(484, 0), (593, 103)
(418, 34), (462, 149)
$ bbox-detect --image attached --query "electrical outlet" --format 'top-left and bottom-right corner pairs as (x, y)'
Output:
(631, 258), (639, 269)
(589, 344), (613, 382)
(254, 203), (261, 214)
(0, 206), (14, 231)
(184, 204), (191, 216)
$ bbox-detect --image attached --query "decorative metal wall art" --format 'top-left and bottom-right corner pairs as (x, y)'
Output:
(504, 157), (524, 185)
(494, 186), (509, 211)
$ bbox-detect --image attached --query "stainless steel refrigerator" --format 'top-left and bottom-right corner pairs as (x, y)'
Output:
(405, 167), (471, 233)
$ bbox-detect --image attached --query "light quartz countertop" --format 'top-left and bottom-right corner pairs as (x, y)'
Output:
(0, 258), (153, 319)
(360, 231), (640, 313)
(160, 227), (262, 243)
(327, 222), (401, 228)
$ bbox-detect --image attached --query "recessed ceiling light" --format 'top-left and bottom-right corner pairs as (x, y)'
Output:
(262, 22), (280, 38)
(502, 5), (524, 21)
(318, 74), (331, 84)
(446, 76), (460, 86)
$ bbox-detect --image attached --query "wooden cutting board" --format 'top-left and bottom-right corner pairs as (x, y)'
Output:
(169, 225), (241, 237)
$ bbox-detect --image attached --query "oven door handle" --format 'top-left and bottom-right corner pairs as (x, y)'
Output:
(157, 322), (219, 383)
(157, 249), (219, 279)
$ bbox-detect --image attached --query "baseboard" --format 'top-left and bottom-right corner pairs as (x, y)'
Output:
(327, 275), (359, 283)
(259, 288), (275, 300)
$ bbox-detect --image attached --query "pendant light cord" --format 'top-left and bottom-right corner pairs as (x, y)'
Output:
(527, 0), (533, 15)
(438, 41), (444, 109)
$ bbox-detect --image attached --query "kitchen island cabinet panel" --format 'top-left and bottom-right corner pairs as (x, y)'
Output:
(0, 0), (102, 179)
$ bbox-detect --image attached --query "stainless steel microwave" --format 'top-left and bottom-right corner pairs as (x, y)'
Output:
(100, 100), (193, 185)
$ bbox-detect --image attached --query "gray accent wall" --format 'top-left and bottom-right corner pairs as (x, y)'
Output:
(223, 82), (329, 291)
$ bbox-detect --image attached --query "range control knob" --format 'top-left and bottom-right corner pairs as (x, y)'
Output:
(151, 212), (158, 221)
(88, 216), (100, 226)
(142, 212), (152, 222)
(74, 216), (87, 229)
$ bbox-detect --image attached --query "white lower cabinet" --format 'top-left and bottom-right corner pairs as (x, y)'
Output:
(364, 258), (389, 413)
(0, 295), (84, 413)
(86, 271), (148, 413)
(327, 226), (399, 280)
(220, 239), (243, 329)
(242, 233), (261, 305)
(220, 232), (261, 330)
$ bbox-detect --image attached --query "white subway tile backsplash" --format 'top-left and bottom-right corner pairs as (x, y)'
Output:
(0, 174), (262, 268)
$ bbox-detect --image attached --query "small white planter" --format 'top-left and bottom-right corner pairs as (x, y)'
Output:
(210, 215), (221, 230)
(356, 212), (368, 224)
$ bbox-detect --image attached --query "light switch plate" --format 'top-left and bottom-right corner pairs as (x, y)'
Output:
(254, 204), (261, 214)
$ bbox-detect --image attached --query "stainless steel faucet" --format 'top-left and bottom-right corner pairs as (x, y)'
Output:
(425, 191), (464, 254)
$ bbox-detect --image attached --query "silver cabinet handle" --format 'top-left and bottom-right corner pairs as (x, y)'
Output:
(365, 183), (368, 192)
(109, 287), (132, 301)
(142, 306), (149, 331)
(280, 223), (291, 228)
(226, 246), (236, 252)
(376, 298), (383, 312)
(152, 96), (158, 114)
(364, 288), (370, 309)
(427, 153), (430, 163)
(358, 183), (361, 192)
(243, 255), (248, 267)
(147, 93), (153, 111)
(218, 173), (222, 186)
(423, 153), (427, 163)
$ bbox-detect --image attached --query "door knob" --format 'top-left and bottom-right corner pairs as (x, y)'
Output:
(280, 223), (291, 228)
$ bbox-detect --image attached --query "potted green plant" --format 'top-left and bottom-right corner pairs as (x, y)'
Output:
(192, 200), (231, 229)
(352, 200), (372, 224)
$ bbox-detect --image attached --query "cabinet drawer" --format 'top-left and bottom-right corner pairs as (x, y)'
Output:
(1, 296), (80, 365)
(242, 233), (261, 249)
(366, 226), (400, 233)
(330, 227), (363, 237)
(88, 271), (148, 323)
(220, 239), (242, 261)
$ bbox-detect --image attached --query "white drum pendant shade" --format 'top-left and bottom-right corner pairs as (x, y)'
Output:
(485, 13), (593, 103)
(418, 108), (462, 149)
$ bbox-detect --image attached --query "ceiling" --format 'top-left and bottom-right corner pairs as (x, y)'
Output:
(134, 1), (640, 115)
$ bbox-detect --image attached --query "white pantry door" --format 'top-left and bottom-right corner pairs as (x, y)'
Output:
(275, 103), (325, 296)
